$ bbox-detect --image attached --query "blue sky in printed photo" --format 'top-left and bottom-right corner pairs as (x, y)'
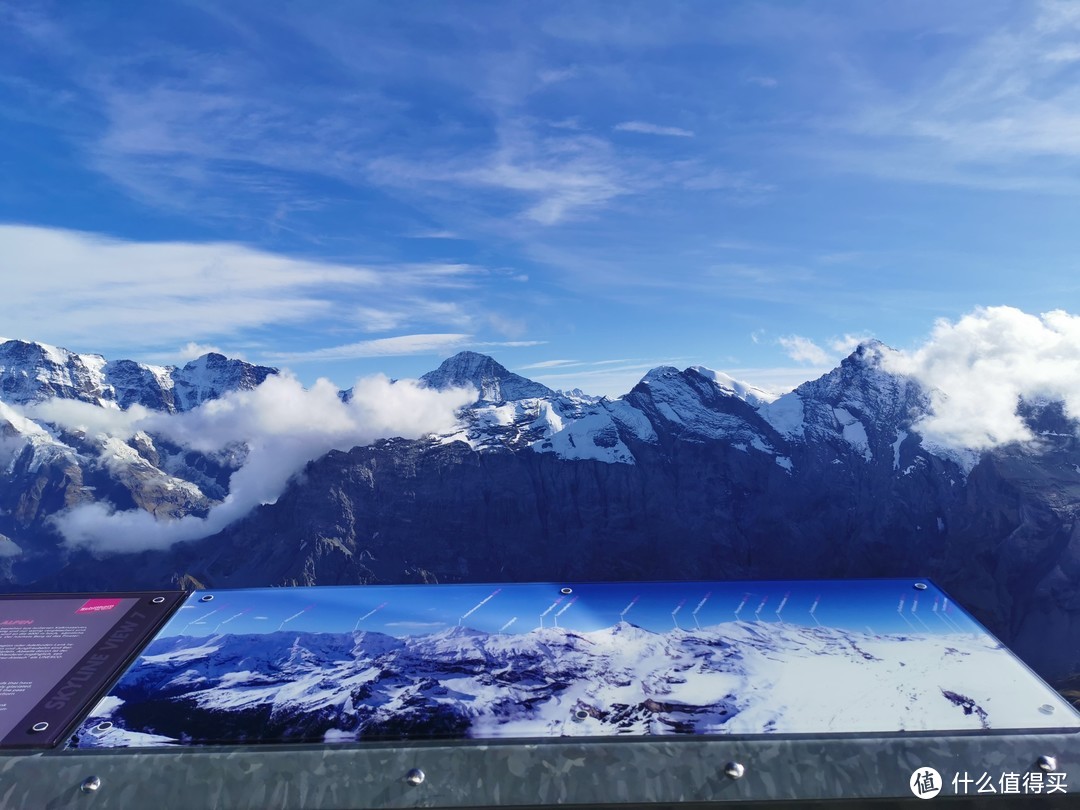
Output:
(163, 580), (978, 639)
(3, 1), (1080, 395)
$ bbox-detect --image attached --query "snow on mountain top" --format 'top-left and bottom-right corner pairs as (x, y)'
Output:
(421, 351), (553, 404)
(0, 339), (277, 412)
(627, 365), (782, 454)
(689, 366), (777, 406)
(171, 352), (277, 411)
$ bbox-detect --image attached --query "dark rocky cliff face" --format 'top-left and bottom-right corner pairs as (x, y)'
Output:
(5, 343), (1080, 688)
(38, 424), (1080, 684)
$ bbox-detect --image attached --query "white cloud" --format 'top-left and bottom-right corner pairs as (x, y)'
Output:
(682, 169), (774, 194)
(1043, 45), (1080, 63)
(614, 121), (695, 138)
(31, 373), (474, 554)
(266, 334), (473, 362)
(838, 2), (1080, 189)
(409, 229), (461, 239)
(0, 224), (504, 356)
(537, 67), (577, 85)
(778, 335), (832, 365)
(884, 306), (1080, 450)
(178, 342), (225, 360)
(829, 333), (874, 354)
(367, 123), (628, 226)
(517, 359), (581, 370)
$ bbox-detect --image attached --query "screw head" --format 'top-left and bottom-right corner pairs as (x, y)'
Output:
(151, 596), (166, 604)
(572, 709), (589, 722)
(913, 583), (928, 590)
(1037, 755), (1057, 772)
(560, 587), (573, 595)
(199, 594), (214, 602)
(724, 761), (746, 780)
(1039, 703), (1056, 715)
(92, 721), (113, 734)
(30, 721), (49, 733)
(405, 768), (425, 786)
(80, 776), (102, 794)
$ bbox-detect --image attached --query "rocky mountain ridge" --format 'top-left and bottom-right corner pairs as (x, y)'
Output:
(1, 338), (1079, 688)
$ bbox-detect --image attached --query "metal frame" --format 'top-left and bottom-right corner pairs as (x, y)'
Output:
(2, 731), (1077, 808)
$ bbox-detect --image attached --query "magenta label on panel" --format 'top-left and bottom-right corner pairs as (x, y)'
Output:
(75, 599), (123, 614)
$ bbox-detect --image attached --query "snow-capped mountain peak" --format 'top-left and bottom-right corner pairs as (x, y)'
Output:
(688, 366), (777, 407)
(420, 351), (554, 404)
(171, 352), (277, 411)
(0, 339), (276, 412)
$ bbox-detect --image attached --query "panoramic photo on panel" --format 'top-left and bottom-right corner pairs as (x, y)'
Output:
(2, 1), (1080, 806)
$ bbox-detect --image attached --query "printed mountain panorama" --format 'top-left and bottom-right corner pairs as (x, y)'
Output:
(2, 337), (1080, 698)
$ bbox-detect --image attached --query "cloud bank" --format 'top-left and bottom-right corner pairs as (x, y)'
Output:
(26, 374), (473, 554)
(886, 306), (1080, 449)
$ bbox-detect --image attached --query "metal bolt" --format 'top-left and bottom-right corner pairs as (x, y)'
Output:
(151, 597), (165, 604)
(1037, 755), (1058, 772)
(913, 583), (928, 590)
(1039, 704), (1056, 715)
(30, 722), (49, 733)
(560, 587), (572, 595)
(93, 722), (113, 734)
(80, 776), (102, 794)
(199, 594), (214, 602)
(723, 761), (746, 780)
(573, 709), (589, 722)
(405, 768), (425, 786)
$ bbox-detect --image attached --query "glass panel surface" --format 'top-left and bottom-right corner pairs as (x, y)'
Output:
(69, 580), (1080, 748)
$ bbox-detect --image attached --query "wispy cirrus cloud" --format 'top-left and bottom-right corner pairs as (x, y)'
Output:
(0, 224), (510, 360)
(825, 0), (1080, 191)
(268, 334), (545, 363)
(368, 124), (629, 226)
(614, 121), (695, 138)
(266, 334), (473, 362)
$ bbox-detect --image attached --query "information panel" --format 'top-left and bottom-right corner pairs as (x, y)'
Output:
(69, 580), (1080, 749)
(0, 592), (185, 748)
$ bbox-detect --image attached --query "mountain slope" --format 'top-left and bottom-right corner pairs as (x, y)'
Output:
(3, 342), (1080, 690)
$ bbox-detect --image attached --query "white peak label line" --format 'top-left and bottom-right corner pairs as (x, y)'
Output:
(734, 593), (751, 620)
(671, 599), (686, 630)
(774, 591), (790, 621)
(538, 596), (564, 629)
(183, 607), (223, 634)
(692, 591), (711, 628)
(278, 604), (315, 631)
(459, 588), (502, 626)
(754, 596), (769, 621)
(553, 595), (577, 626)
(213, 609), (250, 633)
(354, 602), (388, 632)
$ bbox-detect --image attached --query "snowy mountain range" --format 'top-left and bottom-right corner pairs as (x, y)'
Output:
(2, 337), (1080, 692)
(72, 618), (1071, 749)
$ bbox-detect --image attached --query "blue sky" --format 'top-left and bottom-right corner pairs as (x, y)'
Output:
(3, 1), (1080, 396)
(161, 580), (979, 639)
